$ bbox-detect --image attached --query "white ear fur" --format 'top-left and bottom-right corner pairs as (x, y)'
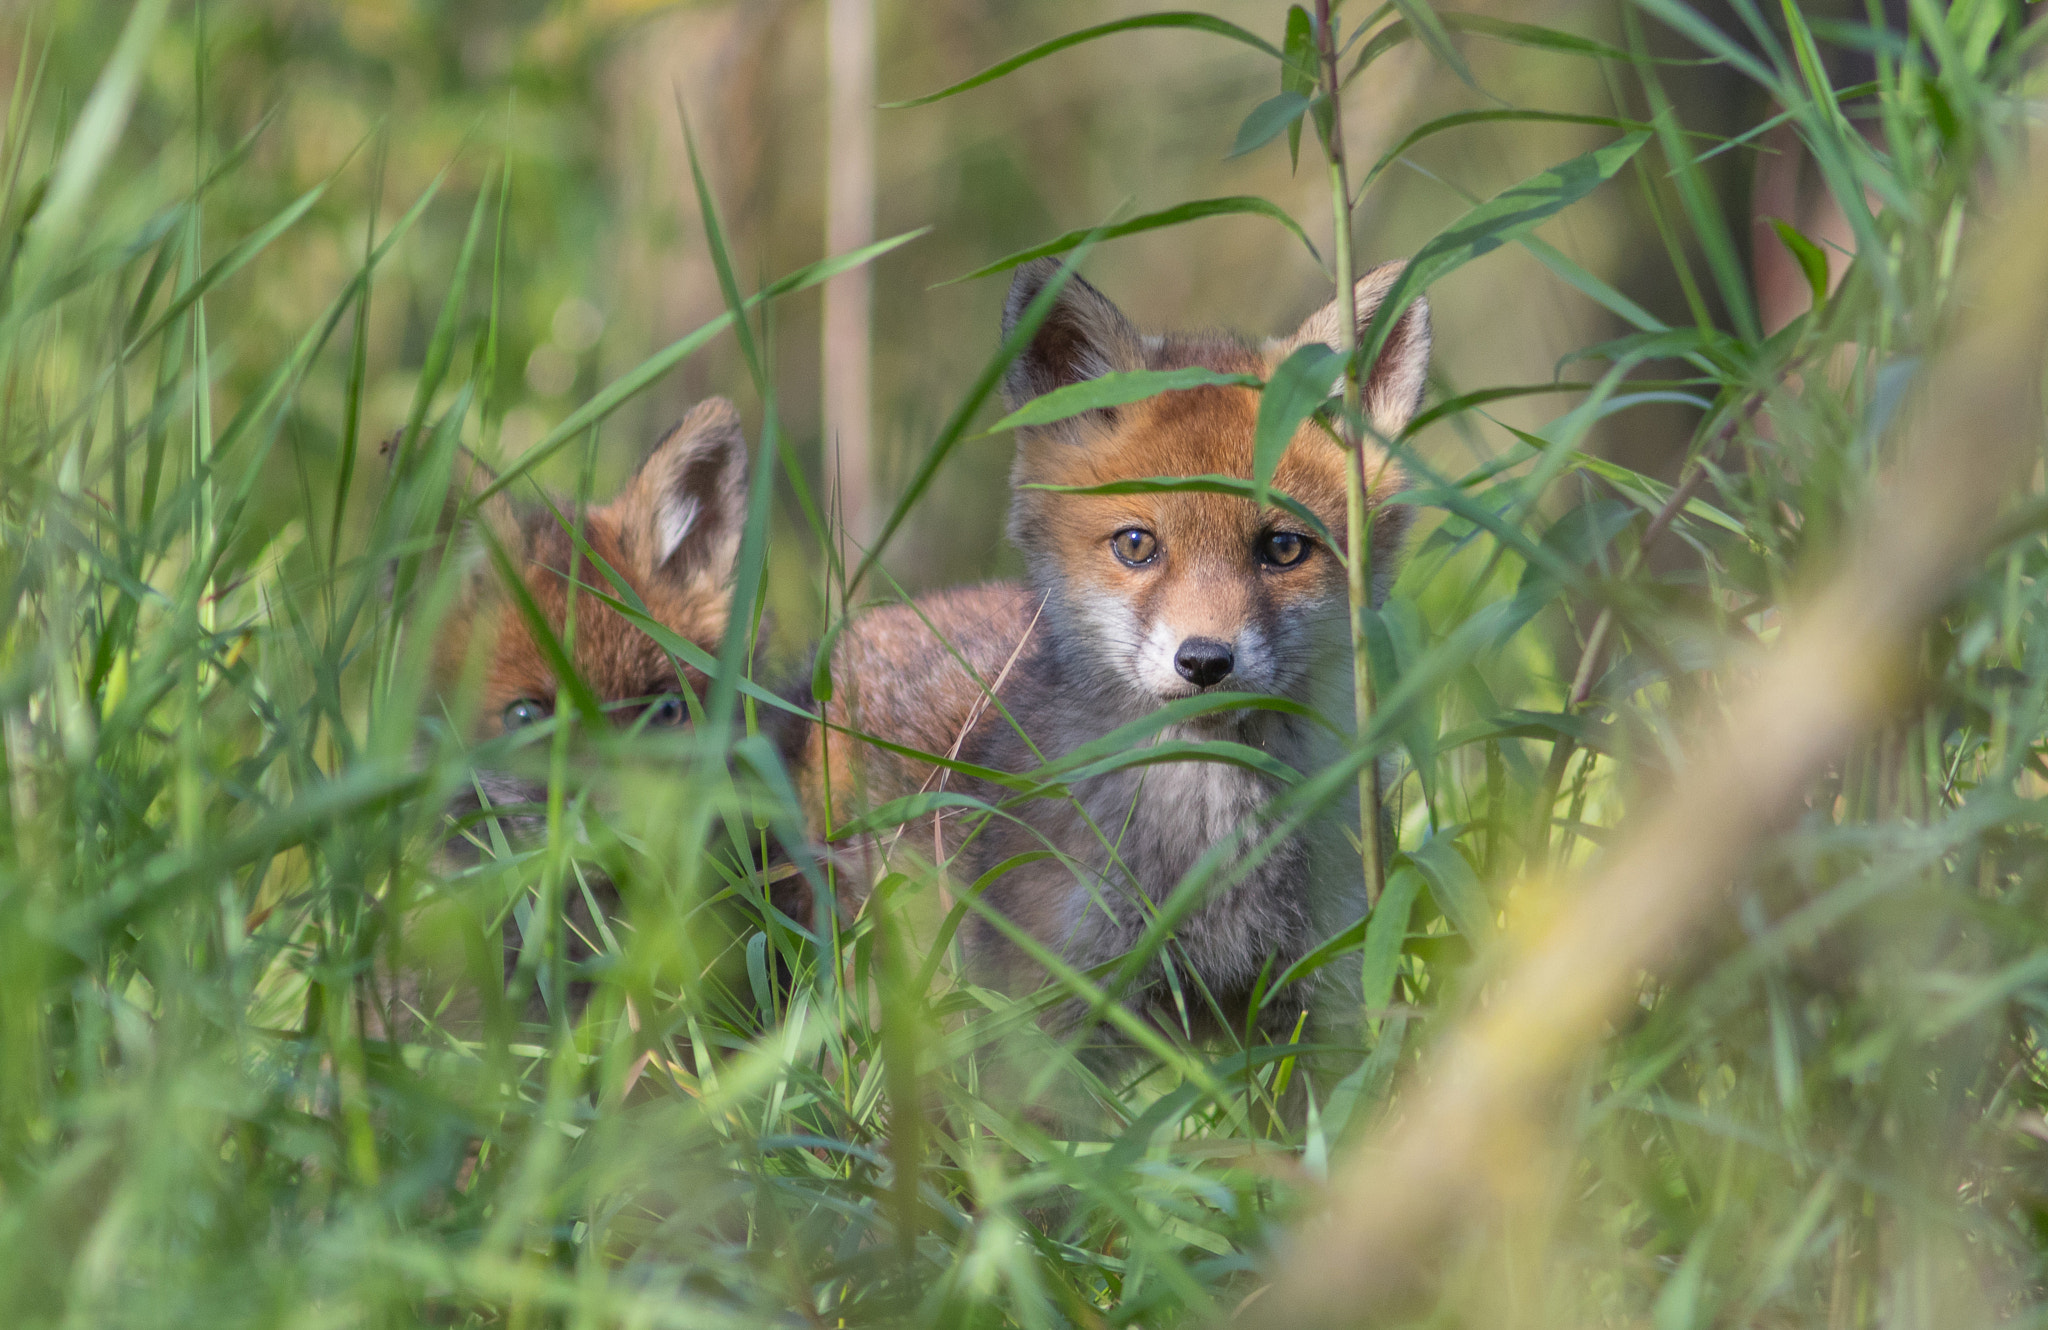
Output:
(652, 493), (703, 568)
(614, 396), (748, 587)
(1269, 259), (1432, 439)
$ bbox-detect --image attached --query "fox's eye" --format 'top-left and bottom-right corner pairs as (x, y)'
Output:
(648, 696), (685, 727)
(1259, 531), (1310, 568)
(502, 698), (549, 731)
(1111, 527), (1159, 567)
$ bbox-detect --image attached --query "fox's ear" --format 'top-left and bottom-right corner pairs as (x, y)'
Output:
(1001, 257), (1144, 432)
(610, 396), (748, 591)
(1270, 259), (1431, 439)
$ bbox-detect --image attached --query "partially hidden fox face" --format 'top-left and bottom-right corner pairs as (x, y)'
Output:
(431, 396), (749, 748)
(1001, 259), (1431, 716)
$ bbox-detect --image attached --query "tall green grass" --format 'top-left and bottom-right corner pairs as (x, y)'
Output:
(2, 1), (2046, 1326)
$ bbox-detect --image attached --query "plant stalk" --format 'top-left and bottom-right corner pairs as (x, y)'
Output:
(1317, 0), (1383, 908)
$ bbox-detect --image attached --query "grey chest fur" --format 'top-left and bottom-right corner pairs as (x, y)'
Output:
(1057, 721), (1321, 997)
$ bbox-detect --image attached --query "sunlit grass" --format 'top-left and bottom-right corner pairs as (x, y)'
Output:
(3, 2), (2048, 1327)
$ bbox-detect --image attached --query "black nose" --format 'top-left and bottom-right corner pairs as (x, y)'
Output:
(1174, 637), (1234, 688)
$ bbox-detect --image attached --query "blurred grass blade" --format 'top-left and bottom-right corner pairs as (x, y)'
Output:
(19, 0), (168, 264)
(883, 12), (1280, 109)
(1358, 109), (1666, 193)
(989, 367), (1258, 432)
(943, 196), (1323, 285)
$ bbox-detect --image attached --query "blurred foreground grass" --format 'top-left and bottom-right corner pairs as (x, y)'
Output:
(5, 1), (2048, 1326)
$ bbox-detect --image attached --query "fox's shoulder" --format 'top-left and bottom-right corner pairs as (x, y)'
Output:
(828, 581), (1041, 735)
(805, 581), (1042, 816)
(843, 582), (1040, 681)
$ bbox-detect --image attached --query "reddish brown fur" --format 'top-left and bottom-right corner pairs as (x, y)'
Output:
(433, 397), (747, 734)
(436, 517), (723, 734)
(809, 261), (1433, 1051)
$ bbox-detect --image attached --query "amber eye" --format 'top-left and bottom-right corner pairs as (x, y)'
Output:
(647, 696), (685, 727)
(1111, 528), (1159, 567)
(502, 698), (549, 731)
(1260, 530), (1310, 568)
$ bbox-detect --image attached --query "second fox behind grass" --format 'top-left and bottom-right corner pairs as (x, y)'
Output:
(818, 257), (1431, 1047)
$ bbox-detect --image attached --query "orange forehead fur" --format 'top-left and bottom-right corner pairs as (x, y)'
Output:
(435, 506), (724, 730)
(1012, 335), (1404, 597)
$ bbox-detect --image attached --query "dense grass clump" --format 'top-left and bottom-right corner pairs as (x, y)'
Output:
(3, 1), (2048, 1325)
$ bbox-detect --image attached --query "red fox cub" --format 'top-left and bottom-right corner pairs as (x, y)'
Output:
(432, 397), (750, 754)
(424, 398), (806, 1001)
(813, 258), (1430, 1042)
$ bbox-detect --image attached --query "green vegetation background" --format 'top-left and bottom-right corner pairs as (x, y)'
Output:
(4, 0), (2048, 1326)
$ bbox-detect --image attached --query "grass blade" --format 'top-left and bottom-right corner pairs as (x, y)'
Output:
(942, 196), (1323, 285)
(883, 12), (1280, 109)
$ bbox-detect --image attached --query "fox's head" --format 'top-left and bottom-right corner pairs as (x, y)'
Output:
(1000, 259), (1431, 714)
(430, 396), (749, 746)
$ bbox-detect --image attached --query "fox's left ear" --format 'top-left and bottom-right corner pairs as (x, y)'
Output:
(1270, 259), (1432, 440)
(1001, 257), (1145, 439)
(609, 396), (749, 591)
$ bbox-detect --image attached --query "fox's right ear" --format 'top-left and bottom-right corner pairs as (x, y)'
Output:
(1269, 259), (1432, 441)
(608, 396), (749, 594)
(1001, 257), (1144, 436)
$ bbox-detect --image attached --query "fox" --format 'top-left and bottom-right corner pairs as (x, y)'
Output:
(811, 257), (1430, 1051)
(416, 396), (808, 1014)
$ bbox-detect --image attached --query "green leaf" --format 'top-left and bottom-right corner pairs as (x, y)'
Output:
(1440, 12), (1632, 62)
(829, 791), (995, 841)
(1768, 217), (1831, 312)
(1355, 131), (1651, 399)
(883, 12), (1279, 109)
(1438, 709), (1619, 755)
(1407, 380), (1601, 435)
(1253, 344), (1342, 510)
(1359, 108), (1660, 192)
(945, 196), (1321, 285)
(1408, 837), (1490, 942)
(682, 109), (779, 746)
(1049, 738), (1301, 790)
(1388, 0), (1480, 92)
(1024, 475), (1339, 550)
(1281, 5), (1318, 93)
(990, 367), (1259, 432)
(1228, 91), (1312, 160)
(394, 173), (494, 467)
(1282, 4), (1316, 168)
(1573, 452), (1744, 536)
(1361, 865), (1423, 1013)
(1260, 914), (1370, 1011)
(1346, 16), (1415, 84)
